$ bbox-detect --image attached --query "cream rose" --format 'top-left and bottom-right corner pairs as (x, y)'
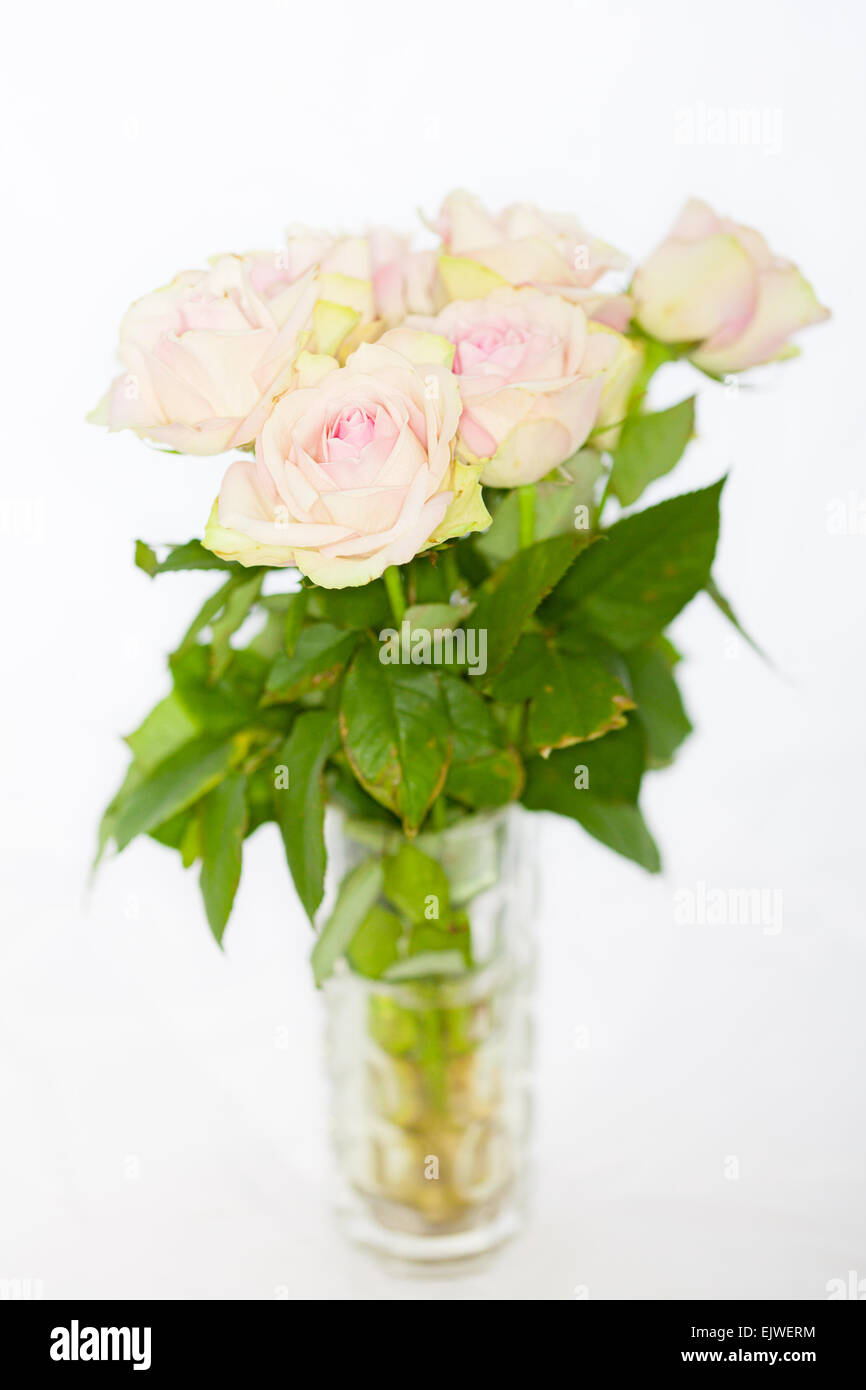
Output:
(395, 288), (630, 487)
(632, 198), (829, 373)
(203, 336), (488, 587)
(90, 241), (372, 455)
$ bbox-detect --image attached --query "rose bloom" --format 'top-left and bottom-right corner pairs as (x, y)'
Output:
(278, 225), (372, 285)
(368, 228), (440, 322)
(280, 225), (439, 324)
(398, 288), (633, 487)
(432, 189), (627, 295)
(90, 239), (372, 455)
(203, 336), (488, 587)
(632, 198), (829, 373)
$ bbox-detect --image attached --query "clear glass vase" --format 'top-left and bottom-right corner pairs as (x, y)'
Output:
(321, 806), (536, 1270)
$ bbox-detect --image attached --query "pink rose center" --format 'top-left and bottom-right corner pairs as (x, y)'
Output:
(453, 319), (533, 377)
(329, 405), (377, 455)
(323, 404), (398, 475)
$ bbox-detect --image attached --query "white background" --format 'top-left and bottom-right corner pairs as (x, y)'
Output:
(1, 0), (864, 1301)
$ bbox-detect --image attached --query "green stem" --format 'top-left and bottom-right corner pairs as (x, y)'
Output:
(596, 470), (614, 527)
(517, 484), (536, 548)
(417, 1005), (448, 1114)
(383, 565), (406, 624)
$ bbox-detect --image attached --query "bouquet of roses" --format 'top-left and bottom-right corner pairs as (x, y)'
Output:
(92, 190), (828, 972)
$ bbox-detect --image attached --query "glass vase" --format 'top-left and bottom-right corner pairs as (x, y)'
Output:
(321, 806), (536, 1270)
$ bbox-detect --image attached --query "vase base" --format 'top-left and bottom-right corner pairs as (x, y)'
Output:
(336, 1184), (524, 1273)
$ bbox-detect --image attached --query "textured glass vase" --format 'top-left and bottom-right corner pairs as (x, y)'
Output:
(322, 806), (535, 1268)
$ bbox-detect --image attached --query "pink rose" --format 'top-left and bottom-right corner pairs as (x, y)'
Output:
(203, 337), (488, 587)
(432, 189), (626, 293)
(562, 288), (633, 333)
(90, 244), (372, 455)
(368, 228), (440, 322)
(632, 198), (829, 373)
(399, 288), (626, 487)
(278, 225), (372, 284)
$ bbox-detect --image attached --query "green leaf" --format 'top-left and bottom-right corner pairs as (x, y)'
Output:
(407, 912), (472, 967)
(705, 576), (771, 665)
(609, 397), (695, 507)
(113, 734), (248, 850)
(522, 719), (659, 870)
(171, 645), (269, 736)
(284, 588), (309, 655)
(135, 538), (239, 576)
(94, 761), (144, 868)
(625, 643), (693, 767)
(523, 747), (659, 871)
(406, 555), (452, 605)
(173, 578), (235, 659)
(571, 800), (661, 871)
(199, 772), (248, 944)
(568, 719), (647, 802)
(476, 451), (603, 564)
(263, 624), (360, 704)
(439, 678), (524, 809)
(439, 678), (500, 759)
(472, 533), (588, 679)
(379, 614), (474, 674)
(327, 764), (398, 824)
(450, 543), (490, 589)
(149, 806), (193, 850)
(545, 480), (724, 650)
(384, 950), (466, 981)
(125, 692), (200, 772)
(445, 748), (524, 809)
(245, 761), (280, 833)
(383, 843), (451, 924)
(209, 573), (263, 679)
(401, 601), (473, 633)
(312, 858), (385, 986)
(523, 720), (647, 806)
(491, 632), (634, 753)
(346, 905), (403, 978)
(248, 608), (288, 661)
(134, 540), (159, 577)
(339, 642), (452, 832)
(313, 580), (391, 631)
(179, 815), (201, 867)
(275, 709), (340, 922)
